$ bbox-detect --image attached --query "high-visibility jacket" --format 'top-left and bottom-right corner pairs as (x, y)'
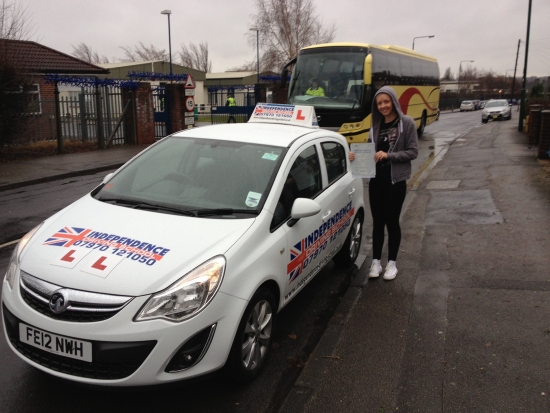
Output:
(227, 97), (236, 106)
(305, 87), (325, 97)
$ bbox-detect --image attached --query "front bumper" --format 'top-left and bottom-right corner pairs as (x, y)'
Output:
(482, 111), (509, 120)
(2, 276), (246, 386)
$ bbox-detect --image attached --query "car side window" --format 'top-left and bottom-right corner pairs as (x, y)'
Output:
(271, 145), (322, 230)
(321, 141), (347, 185)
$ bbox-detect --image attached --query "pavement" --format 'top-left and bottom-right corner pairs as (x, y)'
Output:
(1, 121), (549, 411)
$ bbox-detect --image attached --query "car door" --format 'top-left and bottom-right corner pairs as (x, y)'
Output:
(317, 139), (358, 261)
(269, 142), (327, 303)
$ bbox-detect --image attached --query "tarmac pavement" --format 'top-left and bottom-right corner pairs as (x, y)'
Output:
(1, 121), (549, 411)
(278, 121), (550, 412)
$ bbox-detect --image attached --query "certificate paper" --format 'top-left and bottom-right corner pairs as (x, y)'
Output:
(350, 143), (376, 178)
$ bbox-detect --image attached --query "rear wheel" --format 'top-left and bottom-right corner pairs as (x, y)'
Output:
(225, 288), (275, 383)
(333, 212), (363, 267)
(417, 112), (427, 138)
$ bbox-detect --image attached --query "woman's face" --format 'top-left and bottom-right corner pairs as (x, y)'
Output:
(376, 93), (395, 117)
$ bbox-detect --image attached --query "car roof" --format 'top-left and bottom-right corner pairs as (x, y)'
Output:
(170, 122), (338, 148)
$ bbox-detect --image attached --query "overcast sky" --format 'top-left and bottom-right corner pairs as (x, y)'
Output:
(22, 0), (550, 78)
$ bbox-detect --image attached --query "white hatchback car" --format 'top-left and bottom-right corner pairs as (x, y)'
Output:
(460, 100), (475, 111)
(2, 104), (365, 386)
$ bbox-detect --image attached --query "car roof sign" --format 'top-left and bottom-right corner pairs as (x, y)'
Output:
(248, 103), (319, 128)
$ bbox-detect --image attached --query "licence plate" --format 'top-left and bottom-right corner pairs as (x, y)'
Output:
(19, 323), (92, 362)
(493, 115), (498, 119)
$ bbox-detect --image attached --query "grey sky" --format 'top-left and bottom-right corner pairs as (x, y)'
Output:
(23, 0), (550, 78)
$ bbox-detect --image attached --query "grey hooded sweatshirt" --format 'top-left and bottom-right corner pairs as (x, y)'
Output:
(369, 86), (418, 184)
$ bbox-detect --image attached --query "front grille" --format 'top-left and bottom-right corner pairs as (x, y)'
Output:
(19, 271), (133, 322)
(3, 304), (156, 380)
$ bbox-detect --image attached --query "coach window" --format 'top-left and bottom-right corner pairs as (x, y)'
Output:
(271, 145), (322, 230)
(321, 141), (347, 185)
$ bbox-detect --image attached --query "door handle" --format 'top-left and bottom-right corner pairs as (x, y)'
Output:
(348, 188), (356, 198)
(322, 210), (331, 220)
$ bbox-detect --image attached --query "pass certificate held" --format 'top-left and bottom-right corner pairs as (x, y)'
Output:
(350, 143), (376, 178)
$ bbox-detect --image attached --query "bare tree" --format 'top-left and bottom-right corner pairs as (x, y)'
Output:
(71, 42), (109, 64)
(441, 67), (454, 81)
(0, 0), (35, 40)
(178, 42), (212, 73)
(119, 42), (168, 62)
(235, 0), (336, 73)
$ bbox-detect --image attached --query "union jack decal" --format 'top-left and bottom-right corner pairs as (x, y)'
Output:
(287, 239), (306, 283)
(43, 227), (92, 247)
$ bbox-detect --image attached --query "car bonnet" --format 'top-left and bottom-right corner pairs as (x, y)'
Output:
(19, 195), (255, 297)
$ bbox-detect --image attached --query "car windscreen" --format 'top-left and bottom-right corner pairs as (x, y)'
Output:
(485, 101), (507, 108)
(462, 101), (472, 104)
(93, 136), (286, 218)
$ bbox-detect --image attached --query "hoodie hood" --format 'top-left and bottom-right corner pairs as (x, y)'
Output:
(371, 86), (405, 130)
(369, 86), (405, 147)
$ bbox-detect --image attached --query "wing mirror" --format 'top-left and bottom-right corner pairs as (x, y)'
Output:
(287, 198), (321, 227)
(102, 173), (114, 183)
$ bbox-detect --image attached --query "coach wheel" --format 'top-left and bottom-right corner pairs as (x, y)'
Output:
(417, 112), (427, 138)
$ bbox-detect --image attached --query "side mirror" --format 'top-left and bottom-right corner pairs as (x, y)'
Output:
(287, 198), (321, 227)
(102, 173), (114, 183)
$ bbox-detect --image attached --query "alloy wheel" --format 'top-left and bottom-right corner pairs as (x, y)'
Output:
(241, 299), (273, 370)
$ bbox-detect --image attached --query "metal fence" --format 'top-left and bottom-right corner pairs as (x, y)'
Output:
(15, 86), (126, 146)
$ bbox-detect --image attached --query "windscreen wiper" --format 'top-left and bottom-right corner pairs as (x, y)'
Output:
(193, 208), (260, 217)
(98, 198), (196, 216)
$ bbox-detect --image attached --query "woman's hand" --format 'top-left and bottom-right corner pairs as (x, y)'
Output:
(348, 152), (355, 162)
(374, 151), (388, 163)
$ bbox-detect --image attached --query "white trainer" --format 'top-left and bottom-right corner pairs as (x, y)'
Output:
(383, 260), (398, 280)
(369, 259), (382, 278)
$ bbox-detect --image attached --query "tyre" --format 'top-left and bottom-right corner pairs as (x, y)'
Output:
(417, 112), (427, 138)
(506, 113), (512, 120)
(224, 288), (275, 383)
(333, 212), (363, 267)
(482, 118), (488, 124)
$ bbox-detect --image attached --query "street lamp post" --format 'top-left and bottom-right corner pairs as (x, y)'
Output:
(458, 60), (474, 96)
(412, 35), (434, 50)
(249, 27), (260, 83)
(161, 10), (173, 77)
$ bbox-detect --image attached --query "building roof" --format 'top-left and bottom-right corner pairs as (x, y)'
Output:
(0, 39), (109, 75)
(96, 61), (206, 81)
(206, 71), (257, 80)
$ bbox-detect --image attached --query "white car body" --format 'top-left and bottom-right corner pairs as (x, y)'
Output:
(460, 101), (475, 111)
(2, 104), (365, 386)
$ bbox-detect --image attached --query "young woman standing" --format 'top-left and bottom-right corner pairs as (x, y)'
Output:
(351, 86), (418, 280)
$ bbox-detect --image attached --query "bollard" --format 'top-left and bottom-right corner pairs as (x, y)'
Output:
(528, 109), (541, 147)
(537, 110), (550, 159)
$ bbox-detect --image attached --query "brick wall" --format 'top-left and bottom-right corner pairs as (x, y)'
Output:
(122, 83), (155, 145)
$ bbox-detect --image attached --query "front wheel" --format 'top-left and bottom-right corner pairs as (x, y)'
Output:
(333, 212), (363, 267)
(224, 288), (275, 384)
(482, 118), (488, 124)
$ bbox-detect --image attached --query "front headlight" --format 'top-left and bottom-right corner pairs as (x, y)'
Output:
(134, 256), (226, 322)
(4, 224), (43, 290)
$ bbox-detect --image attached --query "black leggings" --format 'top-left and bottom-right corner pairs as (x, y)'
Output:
(369, 179), (407, 261)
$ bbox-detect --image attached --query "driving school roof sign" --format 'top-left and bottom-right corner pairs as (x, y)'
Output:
(248, 103), (319, 128)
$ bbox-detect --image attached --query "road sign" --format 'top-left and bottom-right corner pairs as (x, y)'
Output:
(185, 74), (195, 89)
(185, 96), (195, 112)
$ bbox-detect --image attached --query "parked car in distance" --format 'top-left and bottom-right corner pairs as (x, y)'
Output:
(479, 100), (486, 109)
(460, 101), (475, 111)
(473, 100), (481, 110)
(481, 99), (512, 123)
